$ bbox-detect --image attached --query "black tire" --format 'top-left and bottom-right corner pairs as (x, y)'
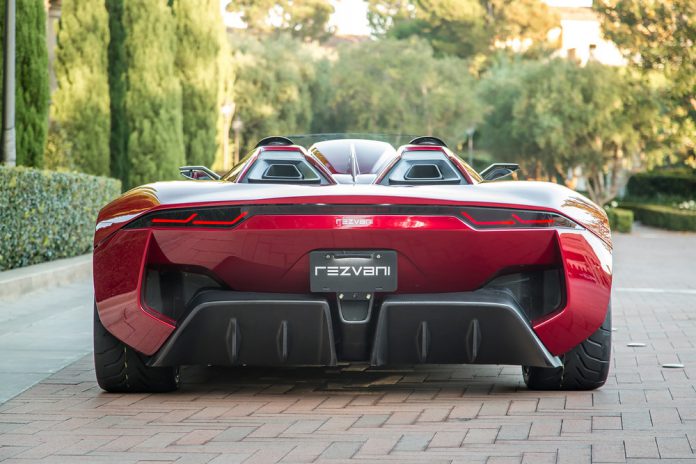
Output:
(93, 305), (179, 393)
(523, 305), (611, 390)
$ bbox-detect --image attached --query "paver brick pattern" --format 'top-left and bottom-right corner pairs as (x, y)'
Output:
(0, 225), (695, 463)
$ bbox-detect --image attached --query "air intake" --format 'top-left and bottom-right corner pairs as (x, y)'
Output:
(405, 164), (443, 181)
(242, 151), (331, 185)
(263, 163), (303, 180)
(379, 152), (465, 185)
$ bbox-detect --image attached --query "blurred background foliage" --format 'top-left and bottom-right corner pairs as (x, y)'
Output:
(478, 58), (668, 204)
(174, 0), (231, 168)
(227, 0), (336, 42)
(231, 33), (319, 154)
(315, 39), (483, 145)
(367, 0), (561, 60)
(122, 0), (185, 188)
(49, 0), (110, 176)
(0, 0), (692, 205)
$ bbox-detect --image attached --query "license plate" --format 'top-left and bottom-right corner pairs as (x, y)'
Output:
(310, 250), (397, 292)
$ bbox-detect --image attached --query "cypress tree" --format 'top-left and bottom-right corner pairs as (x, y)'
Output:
(123, 0), (185, 187)
(0, 0), (49, 167)
(50, 0), (111, 176)
(105, 0), (127, 185)
(172, 0), (225, 167)
(212, 36), (234, 170)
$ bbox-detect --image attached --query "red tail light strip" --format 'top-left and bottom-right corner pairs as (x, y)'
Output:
(460, 209), (576, 229)
(151, 213), (198, 224)
(512, 214), (554, 225)
(192, 211), (248, 226)
(461, 211), (516, 226)
(126, 207), (248, 229)
(127, 205), (577, 231)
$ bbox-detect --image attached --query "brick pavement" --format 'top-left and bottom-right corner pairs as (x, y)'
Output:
(0, 225), (695, 463)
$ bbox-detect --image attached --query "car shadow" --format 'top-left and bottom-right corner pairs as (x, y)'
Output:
(178, 364), (525, 395)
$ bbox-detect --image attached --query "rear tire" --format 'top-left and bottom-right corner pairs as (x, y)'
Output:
(523, 305), (611, 390)
(93, 304), (179, 393)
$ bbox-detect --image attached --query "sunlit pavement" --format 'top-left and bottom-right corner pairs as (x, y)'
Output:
(0, 280), (93, 404)
(0, 224), (695, 463)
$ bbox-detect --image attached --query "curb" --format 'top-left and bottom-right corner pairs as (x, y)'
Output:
(0, 254), (92, 300)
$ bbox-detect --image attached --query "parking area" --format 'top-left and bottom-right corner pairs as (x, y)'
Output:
(0, 224), (695, 463)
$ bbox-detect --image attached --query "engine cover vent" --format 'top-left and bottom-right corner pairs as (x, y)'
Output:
(380, 152), (465, 185)
(405, 164), (443, 181)
(263, 163), (303, 180)
(243, 151), (330, 185)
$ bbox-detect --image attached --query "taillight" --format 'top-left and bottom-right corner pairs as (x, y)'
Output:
(126, 207), (249, 229)
(460, 207), (579, 230)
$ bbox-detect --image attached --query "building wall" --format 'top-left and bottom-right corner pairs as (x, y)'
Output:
(547, 5), (625, 66)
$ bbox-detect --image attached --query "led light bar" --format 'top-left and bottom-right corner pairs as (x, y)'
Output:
(125, 205), (577, 231)
(460, 207), (578, 229)
(126, 207), (249, 229)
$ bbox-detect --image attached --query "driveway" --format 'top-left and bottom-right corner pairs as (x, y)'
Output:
(0, 224), (695, 463)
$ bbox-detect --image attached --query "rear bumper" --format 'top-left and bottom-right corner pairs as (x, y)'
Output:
(149, 291), (337, 367)
(370, 291), (561, 368)
(148, 289), (561, 369)
(94, 215), (611, 357)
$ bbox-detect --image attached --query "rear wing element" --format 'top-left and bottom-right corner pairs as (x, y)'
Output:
(179, 166), (220, 180)
(479, 163), (519, 182)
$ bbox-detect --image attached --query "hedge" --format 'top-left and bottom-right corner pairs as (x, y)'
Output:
(0, 166), (121, 271)
(621, 202), (696, 232)
(605, 207), (633, 233)
(626, 171), (696, 202)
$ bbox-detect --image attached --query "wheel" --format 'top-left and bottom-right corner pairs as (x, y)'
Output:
(523, 304), (611, 390)
(93, 304), (179, 393)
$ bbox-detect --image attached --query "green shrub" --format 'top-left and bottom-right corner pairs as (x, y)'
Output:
(122, 0), (185, 189)
(626, 171), (696, 202)
(173, 0), (227, 167)
(106, 0), (128, 186)
(621, 202), (696, 232)
(50, 0), (111, 176)
(0, 166), (121, 271)
(605, 207), (634, 233)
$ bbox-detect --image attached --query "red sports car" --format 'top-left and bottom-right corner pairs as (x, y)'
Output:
(93, 136), (612, 392)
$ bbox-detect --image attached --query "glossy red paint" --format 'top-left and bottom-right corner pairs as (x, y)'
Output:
(93, 139), (613, 359)
(94, 187), (161, 245)
(96, 190), (611, 248)
(94, 204), (611, 356)
(532, 230), (612, 354)
(93, 230), (175, 356)
(92, 139), (610, 249)
(152, 221), (558, 297)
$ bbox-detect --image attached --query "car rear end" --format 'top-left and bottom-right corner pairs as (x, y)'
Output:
(94, 195), (610, 365)
(92, 138), (612, 392)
